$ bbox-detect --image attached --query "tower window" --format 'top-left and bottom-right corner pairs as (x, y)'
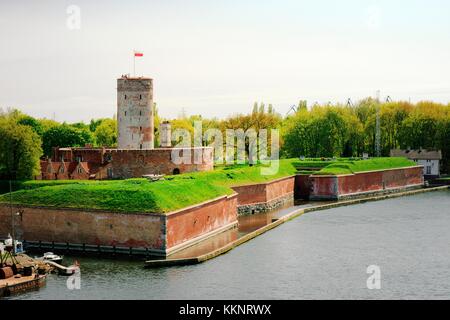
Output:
(140, 94), (142, 100)
(139, 126), (142, 132)
(139, 111), (142, 116)
(124, 94), (127, 99)
(140, 144), (143, 150)
(124, 111), (127, 116)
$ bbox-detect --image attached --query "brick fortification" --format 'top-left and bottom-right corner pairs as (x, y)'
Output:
(39, 75), (213, 180)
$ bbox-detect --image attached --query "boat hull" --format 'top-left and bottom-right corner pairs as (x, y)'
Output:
(0, 274), (47, 298)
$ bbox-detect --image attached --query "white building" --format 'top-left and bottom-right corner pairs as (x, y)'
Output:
(390, 149), (442, 178)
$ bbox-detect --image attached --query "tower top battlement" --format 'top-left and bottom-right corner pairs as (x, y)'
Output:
(118, 74), (153, 81)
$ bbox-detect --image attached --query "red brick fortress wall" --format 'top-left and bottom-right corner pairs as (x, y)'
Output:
(0, 193), (237, 257)
(0, 206), (166, 254)
(109, 147), (213, 178)
(309, 166), (424, 200)
(231, 176), (295, 215)
(165, 194), (238, 254)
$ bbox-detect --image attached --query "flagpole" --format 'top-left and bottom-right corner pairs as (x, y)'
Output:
(133, 51), (136, 77)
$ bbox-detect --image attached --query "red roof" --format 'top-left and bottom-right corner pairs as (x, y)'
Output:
(40, 160), (108, 178)
(78, 162), (90, 173)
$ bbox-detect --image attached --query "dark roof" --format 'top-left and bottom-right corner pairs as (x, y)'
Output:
(390, 149), (442, 160)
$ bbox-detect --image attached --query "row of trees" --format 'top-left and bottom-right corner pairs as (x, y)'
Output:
(1, 98), (449, 180)
(282, 99), (450, 172)
(0, 109), (119, 179)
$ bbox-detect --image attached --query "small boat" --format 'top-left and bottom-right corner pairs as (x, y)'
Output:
(37, 252), (64, 264)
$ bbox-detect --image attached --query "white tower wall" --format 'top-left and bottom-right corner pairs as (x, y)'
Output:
(117, 77), (154, 150)
(159, 122), (172, 148)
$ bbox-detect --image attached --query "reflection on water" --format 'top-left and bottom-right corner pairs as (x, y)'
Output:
(9, 190), (450, 300)
(171, 199), (309, 259)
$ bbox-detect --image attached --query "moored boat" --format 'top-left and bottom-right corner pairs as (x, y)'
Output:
(0, 272), (47, 298)
(36, 252), (64, 264)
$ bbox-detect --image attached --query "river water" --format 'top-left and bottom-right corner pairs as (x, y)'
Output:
(10, 190), (450, 300)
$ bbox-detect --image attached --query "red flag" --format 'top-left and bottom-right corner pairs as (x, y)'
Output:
(134, 52), (143, 57)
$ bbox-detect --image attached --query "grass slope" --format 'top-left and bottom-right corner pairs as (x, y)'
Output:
(313, 157), (417, 175)
(0, 158), (417, 213)
(0, 159), (298, 214)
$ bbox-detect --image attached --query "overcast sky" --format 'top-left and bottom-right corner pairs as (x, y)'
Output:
(1, 0), (450, 122)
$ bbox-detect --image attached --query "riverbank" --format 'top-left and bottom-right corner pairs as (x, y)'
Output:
(145, 185), (449, 268)
(9, 188), (450, 300)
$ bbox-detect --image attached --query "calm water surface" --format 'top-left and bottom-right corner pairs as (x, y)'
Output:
(11, 190), (450, 300)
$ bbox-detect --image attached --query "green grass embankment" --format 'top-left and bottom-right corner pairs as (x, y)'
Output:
(0, 159), (299, 214)
(313, 157), (417, 175)
(0, 157), (417, 213)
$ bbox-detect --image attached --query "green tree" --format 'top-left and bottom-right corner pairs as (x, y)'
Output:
(42, 124), (94, 156)
(94, 119), (117, 147)
(39, 119), (60, 133)
(0, 117), (42, 180)
(17, 115), (44, 136)
(89, 118), (107, 132)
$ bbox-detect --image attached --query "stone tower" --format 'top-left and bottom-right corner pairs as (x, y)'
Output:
(159, 121), (172, 148)
(117, 76), (154, 150)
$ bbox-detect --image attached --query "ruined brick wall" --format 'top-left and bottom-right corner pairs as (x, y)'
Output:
(165, 194), (238, 252)
(109, 147), (213, 178)
(117, 77), (154, 150)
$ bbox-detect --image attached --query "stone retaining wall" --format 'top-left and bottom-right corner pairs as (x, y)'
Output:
(231, 176), (295, 216)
